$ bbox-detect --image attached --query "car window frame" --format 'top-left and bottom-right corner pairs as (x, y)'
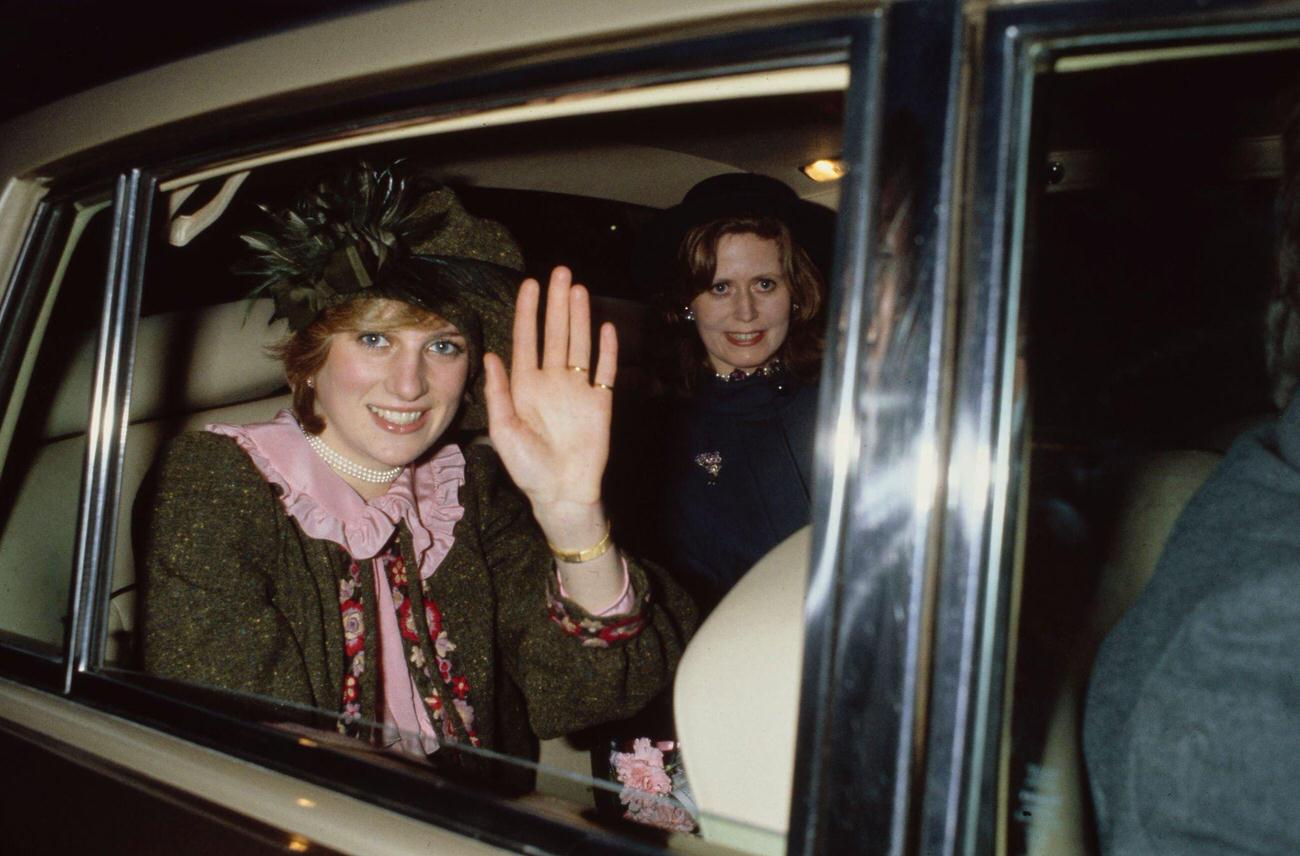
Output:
(0, 13), (916, 855)
(0, 188), (118, 686)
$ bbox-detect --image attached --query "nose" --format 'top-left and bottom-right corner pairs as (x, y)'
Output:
(735, 287), (758, 322)
(386, 348), (429, 401)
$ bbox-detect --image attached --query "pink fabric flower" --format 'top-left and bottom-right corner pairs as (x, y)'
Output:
(622, 790), (696, 833)
(612, 738), (672, 795)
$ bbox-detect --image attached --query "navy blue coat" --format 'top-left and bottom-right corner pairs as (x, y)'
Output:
(647, 366), (817, 614)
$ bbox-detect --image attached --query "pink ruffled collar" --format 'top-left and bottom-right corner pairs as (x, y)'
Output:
(207, 410), (465, 580)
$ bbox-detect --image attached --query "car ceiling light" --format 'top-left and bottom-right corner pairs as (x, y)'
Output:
(801, 158), (846, 182)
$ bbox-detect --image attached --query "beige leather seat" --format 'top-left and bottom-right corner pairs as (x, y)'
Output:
(1023, 449), (1222, 855)
(674, 525), (810, 855)
(0, 298), (289, 660)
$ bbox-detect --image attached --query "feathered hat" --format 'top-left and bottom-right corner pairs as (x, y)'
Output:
(241, 161), (524, 430)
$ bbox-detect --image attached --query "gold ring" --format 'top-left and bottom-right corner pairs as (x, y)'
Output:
(594, 382), (613, 391)
(568, 365), (588, 373)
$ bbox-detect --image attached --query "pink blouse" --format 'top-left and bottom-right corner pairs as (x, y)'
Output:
(207, 410), (632, 756)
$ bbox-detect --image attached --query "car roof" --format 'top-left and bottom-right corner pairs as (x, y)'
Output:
(0, 0), (848, 183)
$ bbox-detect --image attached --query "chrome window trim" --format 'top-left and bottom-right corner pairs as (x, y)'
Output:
(791, 15), (888, 854)
(791, 0), (966, 853)
(67, 170), (153, 688)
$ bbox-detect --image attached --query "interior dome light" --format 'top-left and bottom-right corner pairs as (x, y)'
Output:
(801, 158), (846, 182)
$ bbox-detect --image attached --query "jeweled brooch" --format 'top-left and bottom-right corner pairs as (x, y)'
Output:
(693, 451), (722, 485)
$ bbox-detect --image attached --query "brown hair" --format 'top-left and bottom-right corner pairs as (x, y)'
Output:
(663, 216), (825, 394)
(269, 296), (448, 434)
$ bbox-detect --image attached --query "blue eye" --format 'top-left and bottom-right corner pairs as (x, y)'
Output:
(755, 279), (778, 292)
(358, 332), (388, 348)
(428, 338), (464, 356)
(709, 282), (730, 295)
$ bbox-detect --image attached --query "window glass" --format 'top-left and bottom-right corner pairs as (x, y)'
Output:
(1003, 47), (1295, 856)
(106, 83), (845, 852)
(0, 200), (112, 656)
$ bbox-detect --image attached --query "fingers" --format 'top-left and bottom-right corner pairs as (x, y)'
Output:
(541, 266), (572, 370)
(567, 284), (592, 373)
(482, 352), (516, 436)
(513, 278), (541, 373)
(593, 321), (618, 390)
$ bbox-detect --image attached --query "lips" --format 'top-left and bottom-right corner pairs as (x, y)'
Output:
(368, 405), (429, 433)
(724, 330), (766, 347)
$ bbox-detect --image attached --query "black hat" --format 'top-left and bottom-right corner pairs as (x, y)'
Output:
(632, 172), (835, 295)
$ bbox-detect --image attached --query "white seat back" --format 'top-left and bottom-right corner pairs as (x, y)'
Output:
(674, 525), (810, 855)
(1023, 449), (1222, 855)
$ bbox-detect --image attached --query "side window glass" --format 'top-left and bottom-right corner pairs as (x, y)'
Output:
(104, 77), (845, 854)
(1004, 48), (1292, 856)
(0, 200), (112, 657)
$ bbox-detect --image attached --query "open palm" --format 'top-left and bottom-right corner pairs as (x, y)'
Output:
(483, 267), (618, 510)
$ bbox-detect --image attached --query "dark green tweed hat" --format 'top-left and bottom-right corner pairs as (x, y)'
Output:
(241, 161), (523, 430)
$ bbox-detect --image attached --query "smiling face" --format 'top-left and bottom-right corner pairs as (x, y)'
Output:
(311, 299), (470, 473)
(689, 232), (792, 376)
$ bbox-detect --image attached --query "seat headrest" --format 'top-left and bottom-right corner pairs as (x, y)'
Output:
(44, 298), (288, 439)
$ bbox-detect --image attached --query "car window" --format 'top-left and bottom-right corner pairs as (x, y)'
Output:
(0, 199), (112, 658)
(998, 41), (1297, 856)
(89, 76), (847, 854)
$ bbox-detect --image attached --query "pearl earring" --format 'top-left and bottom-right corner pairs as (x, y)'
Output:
(682, 306), (696, 322)
(305, 377), (315, 388)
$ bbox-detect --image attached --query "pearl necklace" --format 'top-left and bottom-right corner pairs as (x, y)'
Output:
(302, 429), (403, 484)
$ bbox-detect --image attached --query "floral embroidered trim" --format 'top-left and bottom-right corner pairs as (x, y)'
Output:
(546, 577), (648, 648)
(337, 558), (367, 736)
(380, 551), (481, 748)
(335, 541), (481, 749)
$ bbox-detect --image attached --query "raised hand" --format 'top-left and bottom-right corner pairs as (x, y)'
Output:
(483, 266), (618, 524)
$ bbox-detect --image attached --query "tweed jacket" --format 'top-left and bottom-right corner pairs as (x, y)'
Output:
(140, 431), (697, 777)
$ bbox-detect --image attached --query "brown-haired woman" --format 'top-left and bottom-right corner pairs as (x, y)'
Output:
(139, 164), (695, 789)
(633, 173), (831, 615)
